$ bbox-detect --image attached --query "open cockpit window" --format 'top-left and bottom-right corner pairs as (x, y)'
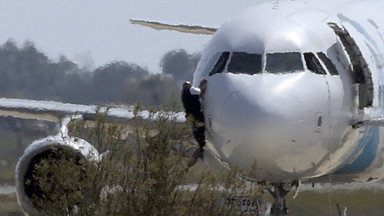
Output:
(265, 52), (303, 73)
(208, 52), (230, 76)
(227, 52), (262, 75)
(304, 52), (326, 75)
(317, 52), (339, 75)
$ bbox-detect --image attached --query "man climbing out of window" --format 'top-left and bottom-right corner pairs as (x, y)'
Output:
(181, 81), (206, 162)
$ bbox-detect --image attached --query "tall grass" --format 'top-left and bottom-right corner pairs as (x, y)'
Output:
(29, 105), (268, 215)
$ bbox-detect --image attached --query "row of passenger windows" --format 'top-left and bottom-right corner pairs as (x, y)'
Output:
(208, 51), (339, 76)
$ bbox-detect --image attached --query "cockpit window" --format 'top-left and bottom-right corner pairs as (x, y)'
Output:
(265, 52), (304, 73)
(208, 52), (230, 76)
(317, 52), (339, 75)
(227, 52), (262, 75)
(304, 52), (326, 75)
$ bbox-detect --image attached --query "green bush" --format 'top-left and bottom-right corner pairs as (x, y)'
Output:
(30, 105), (267, 215)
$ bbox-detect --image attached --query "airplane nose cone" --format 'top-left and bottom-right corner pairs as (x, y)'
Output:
(203, 73), (325, 180)
(219, 86), (304, 160)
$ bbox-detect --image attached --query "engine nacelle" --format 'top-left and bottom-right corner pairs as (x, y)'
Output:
(15, 135), (99, 215)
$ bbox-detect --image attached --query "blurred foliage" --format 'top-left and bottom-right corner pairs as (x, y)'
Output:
(161, 49), (201, 85)
(0, 40), (200, 108)
(28, 107), (267, 216)
(123, 74), (181, 109)
(92, 61), (149, 104)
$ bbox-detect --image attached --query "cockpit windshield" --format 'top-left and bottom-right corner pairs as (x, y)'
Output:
(207, 51), (306, 76)
(227, 52), (262, 75)
(265, 52), (304, 74)
(208, 52), (230, 76)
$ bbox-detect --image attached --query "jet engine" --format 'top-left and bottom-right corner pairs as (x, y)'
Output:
(15, 134), (99, 215)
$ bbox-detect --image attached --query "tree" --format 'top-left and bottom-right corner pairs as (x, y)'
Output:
(92, 61), (150, 103)
(0, 40), (202, 107)
(160, 49), (200, 85)
(123, 74), (181, 109)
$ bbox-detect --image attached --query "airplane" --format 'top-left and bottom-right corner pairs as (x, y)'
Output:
(2, 0), (384, 215)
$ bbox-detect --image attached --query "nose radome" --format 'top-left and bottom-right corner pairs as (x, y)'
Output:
(203, 72), (336, 180)
(217, 88), (304, 169)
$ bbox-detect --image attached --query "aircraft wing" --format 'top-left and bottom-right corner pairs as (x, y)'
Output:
(130, 19), (217, 35)
(0, 97), (186, 123)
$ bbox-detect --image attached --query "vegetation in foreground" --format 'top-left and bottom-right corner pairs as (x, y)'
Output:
(27, 106), (267, 215)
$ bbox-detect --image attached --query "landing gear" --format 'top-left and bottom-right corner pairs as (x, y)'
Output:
(268, 181), (299, 216)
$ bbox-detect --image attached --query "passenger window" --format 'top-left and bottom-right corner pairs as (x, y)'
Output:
(227, 52), (262, 75)
(304, 52), (326, 75)
(265, 52), (304, 73)
(317, 52), (339, 75)
(209, 52), (230, 76)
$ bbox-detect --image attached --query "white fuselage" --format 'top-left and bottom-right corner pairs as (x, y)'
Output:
(193, 0), (384, 182)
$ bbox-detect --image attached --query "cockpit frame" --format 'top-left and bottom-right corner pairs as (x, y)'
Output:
(207, 50), (340, 76)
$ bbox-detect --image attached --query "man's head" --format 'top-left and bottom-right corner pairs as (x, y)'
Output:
(183, 81), (192, 89)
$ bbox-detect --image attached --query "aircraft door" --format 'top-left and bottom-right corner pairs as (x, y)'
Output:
(328, 22), (374, 110)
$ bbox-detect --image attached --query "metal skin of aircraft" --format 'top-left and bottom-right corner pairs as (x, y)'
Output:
(195, 0), (384, 184)
(2, 0), (384, 215)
